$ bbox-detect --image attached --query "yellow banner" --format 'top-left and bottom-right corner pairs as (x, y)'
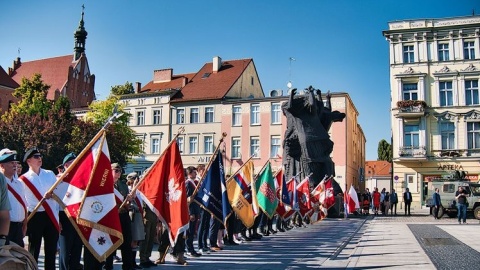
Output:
(226, 160), (255, 228)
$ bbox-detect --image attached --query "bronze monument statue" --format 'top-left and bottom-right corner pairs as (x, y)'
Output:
(282, 86), (346, 190)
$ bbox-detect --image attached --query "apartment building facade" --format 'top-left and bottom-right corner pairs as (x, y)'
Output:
(383, 15), (480, 209)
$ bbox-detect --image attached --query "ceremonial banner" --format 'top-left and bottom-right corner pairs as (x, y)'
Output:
(137, 140), (189, 246)
(320, 177), (336, 210)
(194, 150), (232, 224)
(296, 177), (312, 217)
(226, 160), (255, 228)
(53, 131), (123, 261)
(253, 162), (278, 219)
(284, 177), (297, 220)
(346, 185), (360, 214)
(275, 171), (292, 218)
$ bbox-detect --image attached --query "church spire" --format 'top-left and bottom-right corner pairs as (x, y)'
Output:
(74, 5), (88, 61)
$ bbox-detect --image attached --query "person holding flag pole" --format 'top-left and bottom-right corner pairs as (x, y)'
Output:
(191, 133), (232, 252)
(127, 127), (190, 266)
(44, 108), (124, 269)
(224, 149), (258, 238)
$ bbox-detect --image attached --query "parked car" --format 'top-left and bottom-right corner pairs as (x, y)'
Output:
(425, 180), (480, 219)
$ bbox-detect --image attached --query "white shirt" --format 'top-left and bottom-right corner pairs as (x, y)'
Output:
(6, 175), (27, 222)
(21, 168), (59, 213)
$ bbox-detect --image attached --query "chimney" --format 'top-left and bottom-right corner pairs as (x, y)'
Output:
(213, 56), (222, 73)
(182, 77), (188, 87)
(135, 82), (142, 93)
(8, 57), (21, 75)
(153, 68), (173, 83)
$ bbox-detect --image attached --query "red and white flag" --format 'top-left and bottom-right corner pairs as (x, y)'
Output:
(345, 185), (360, 214)
(54, 131), (123, 262)
(137, 140), (189, 246)
(320, 177), (336, 210)
(296, 177), (312, 218)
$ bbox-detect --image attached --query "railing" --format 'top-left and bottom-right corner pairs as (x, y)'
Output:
(398, 145), (426, 157)
(398, 104), (426, 113)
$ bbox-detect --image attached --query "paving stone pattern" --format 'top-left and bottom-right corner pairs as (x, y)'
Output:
(409, 224), (480, 270)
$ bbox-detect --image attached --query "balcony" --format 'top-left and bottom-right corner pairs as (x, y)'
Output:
(395, 100), (427, 118)
(398, 145), (427, 160)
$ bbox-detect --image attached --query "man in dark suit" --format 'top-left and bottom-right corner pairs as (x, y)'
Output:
(403, 188), (412, 216)
(432, 188), (442, 219)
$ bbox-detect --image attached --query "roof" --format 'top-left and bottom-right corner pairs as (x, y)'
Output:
(0, 66), (19, 89)
(141, 73), (195, 93)
(10, 55), (75, 100)
(365, 160), (392, 177)
(173, 59), (252, 102)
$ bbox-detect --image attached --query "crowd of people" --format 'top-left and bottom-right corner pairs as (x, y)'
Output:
(0, 147), (312, 270)
(359, 187), (411, 216)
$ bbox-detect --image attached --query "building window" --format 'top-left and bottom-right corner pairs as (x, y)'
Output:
(464, 41), (475, 60)
(204, 136), (213, 154)
(466, 80), (479, 105)
(190, 108), (199, 123)
(205, 107), (214, 123)
(137, 135), (145, 152)
(270, 136), (281, 158)
(232, 105), (242, 126)
(251, 76), (254, 86)
(176, 108), (185, 124)
(402, 83), (418, 100)
(404, 124), (419, 147)
(177, 137), (184, 153)
(151, 137), (160, 154)
(271, 103), (281, 124)
(467, 122), (480, 150)
(440, 122), (455, 150)
(136, 111), (145, 126)
(438, 43), (449, 61)
(231, 137), (241, 159)
(250, 104), (260, 125)
(403, 45), (414, 63)
(250, 137), (259, 157)
(153, 109), (162, 125)
(439, 81), (453, 106)
(189, 137), (198, 154)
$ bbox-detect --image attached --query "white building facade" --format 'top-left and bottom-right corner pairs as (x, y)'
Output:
(384, 15), (480, 209)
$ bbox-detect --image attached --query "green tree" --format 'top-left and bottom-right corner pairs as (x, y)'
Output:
(0, 74), (76, 170)
(377, 139), (392, 162)
(8, 73), (52, 118)
(110, 81), (134, 96)
(78, 96), (143, 167)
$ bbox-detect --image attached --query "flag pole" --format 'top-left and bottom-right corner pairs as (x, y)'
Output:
(27, 108), (123, 222)
(190, 132), (227, 201)
(224, 148), (259, 184)
(120, 126), (186, 209)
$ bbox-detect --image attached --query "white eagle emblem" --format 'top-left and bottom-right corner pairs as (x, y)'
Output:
(165, 178), (182, 203)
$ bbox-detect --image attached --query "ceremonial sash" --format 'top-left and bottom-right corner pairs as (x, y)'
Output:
(7, 182), (27, 220)
(20, 175), (60, 231)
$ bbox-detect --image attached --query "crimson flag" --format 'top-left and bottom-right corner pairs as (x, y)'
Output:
(137, 141), (189, 246)
(296, 177), (312, 217)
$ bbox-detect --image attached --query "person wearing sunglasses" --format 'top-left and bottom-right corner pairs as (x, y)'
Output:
(19, 147), (59, 270)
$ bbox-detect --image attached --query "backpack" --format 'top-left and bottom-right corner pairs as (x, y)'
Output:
(0, 244), (38, 270)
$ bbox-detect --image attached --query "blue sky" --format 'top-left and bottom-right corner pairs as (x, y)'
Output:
(1, 1), (478, 160)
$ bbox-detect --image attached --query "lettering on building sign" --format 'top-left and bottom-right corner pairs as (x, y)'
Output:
(197, 156), (211, 163)
(437, 165), (464, 171)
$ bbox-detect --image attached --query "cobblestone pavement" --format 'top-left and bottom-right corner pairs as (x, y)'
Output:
(33, 210), (480, 269)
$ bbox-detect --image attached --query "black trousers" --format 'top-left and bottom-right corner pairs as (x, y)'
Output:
(27, 211), (59, 270)
(8, 221), (24, 247)
(105, 212), (133, 270)
(59, 211), (83, 270)
(405, 202), (411, 215)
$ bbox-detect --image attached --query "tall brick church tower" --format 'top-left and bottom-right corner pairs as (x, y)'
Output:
(7, 6), (96, 109)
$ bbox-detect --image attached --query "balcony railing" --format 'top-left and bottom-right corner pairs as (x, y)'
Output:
(398, 145), (426, 157)
(395, 100), (427, 118)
